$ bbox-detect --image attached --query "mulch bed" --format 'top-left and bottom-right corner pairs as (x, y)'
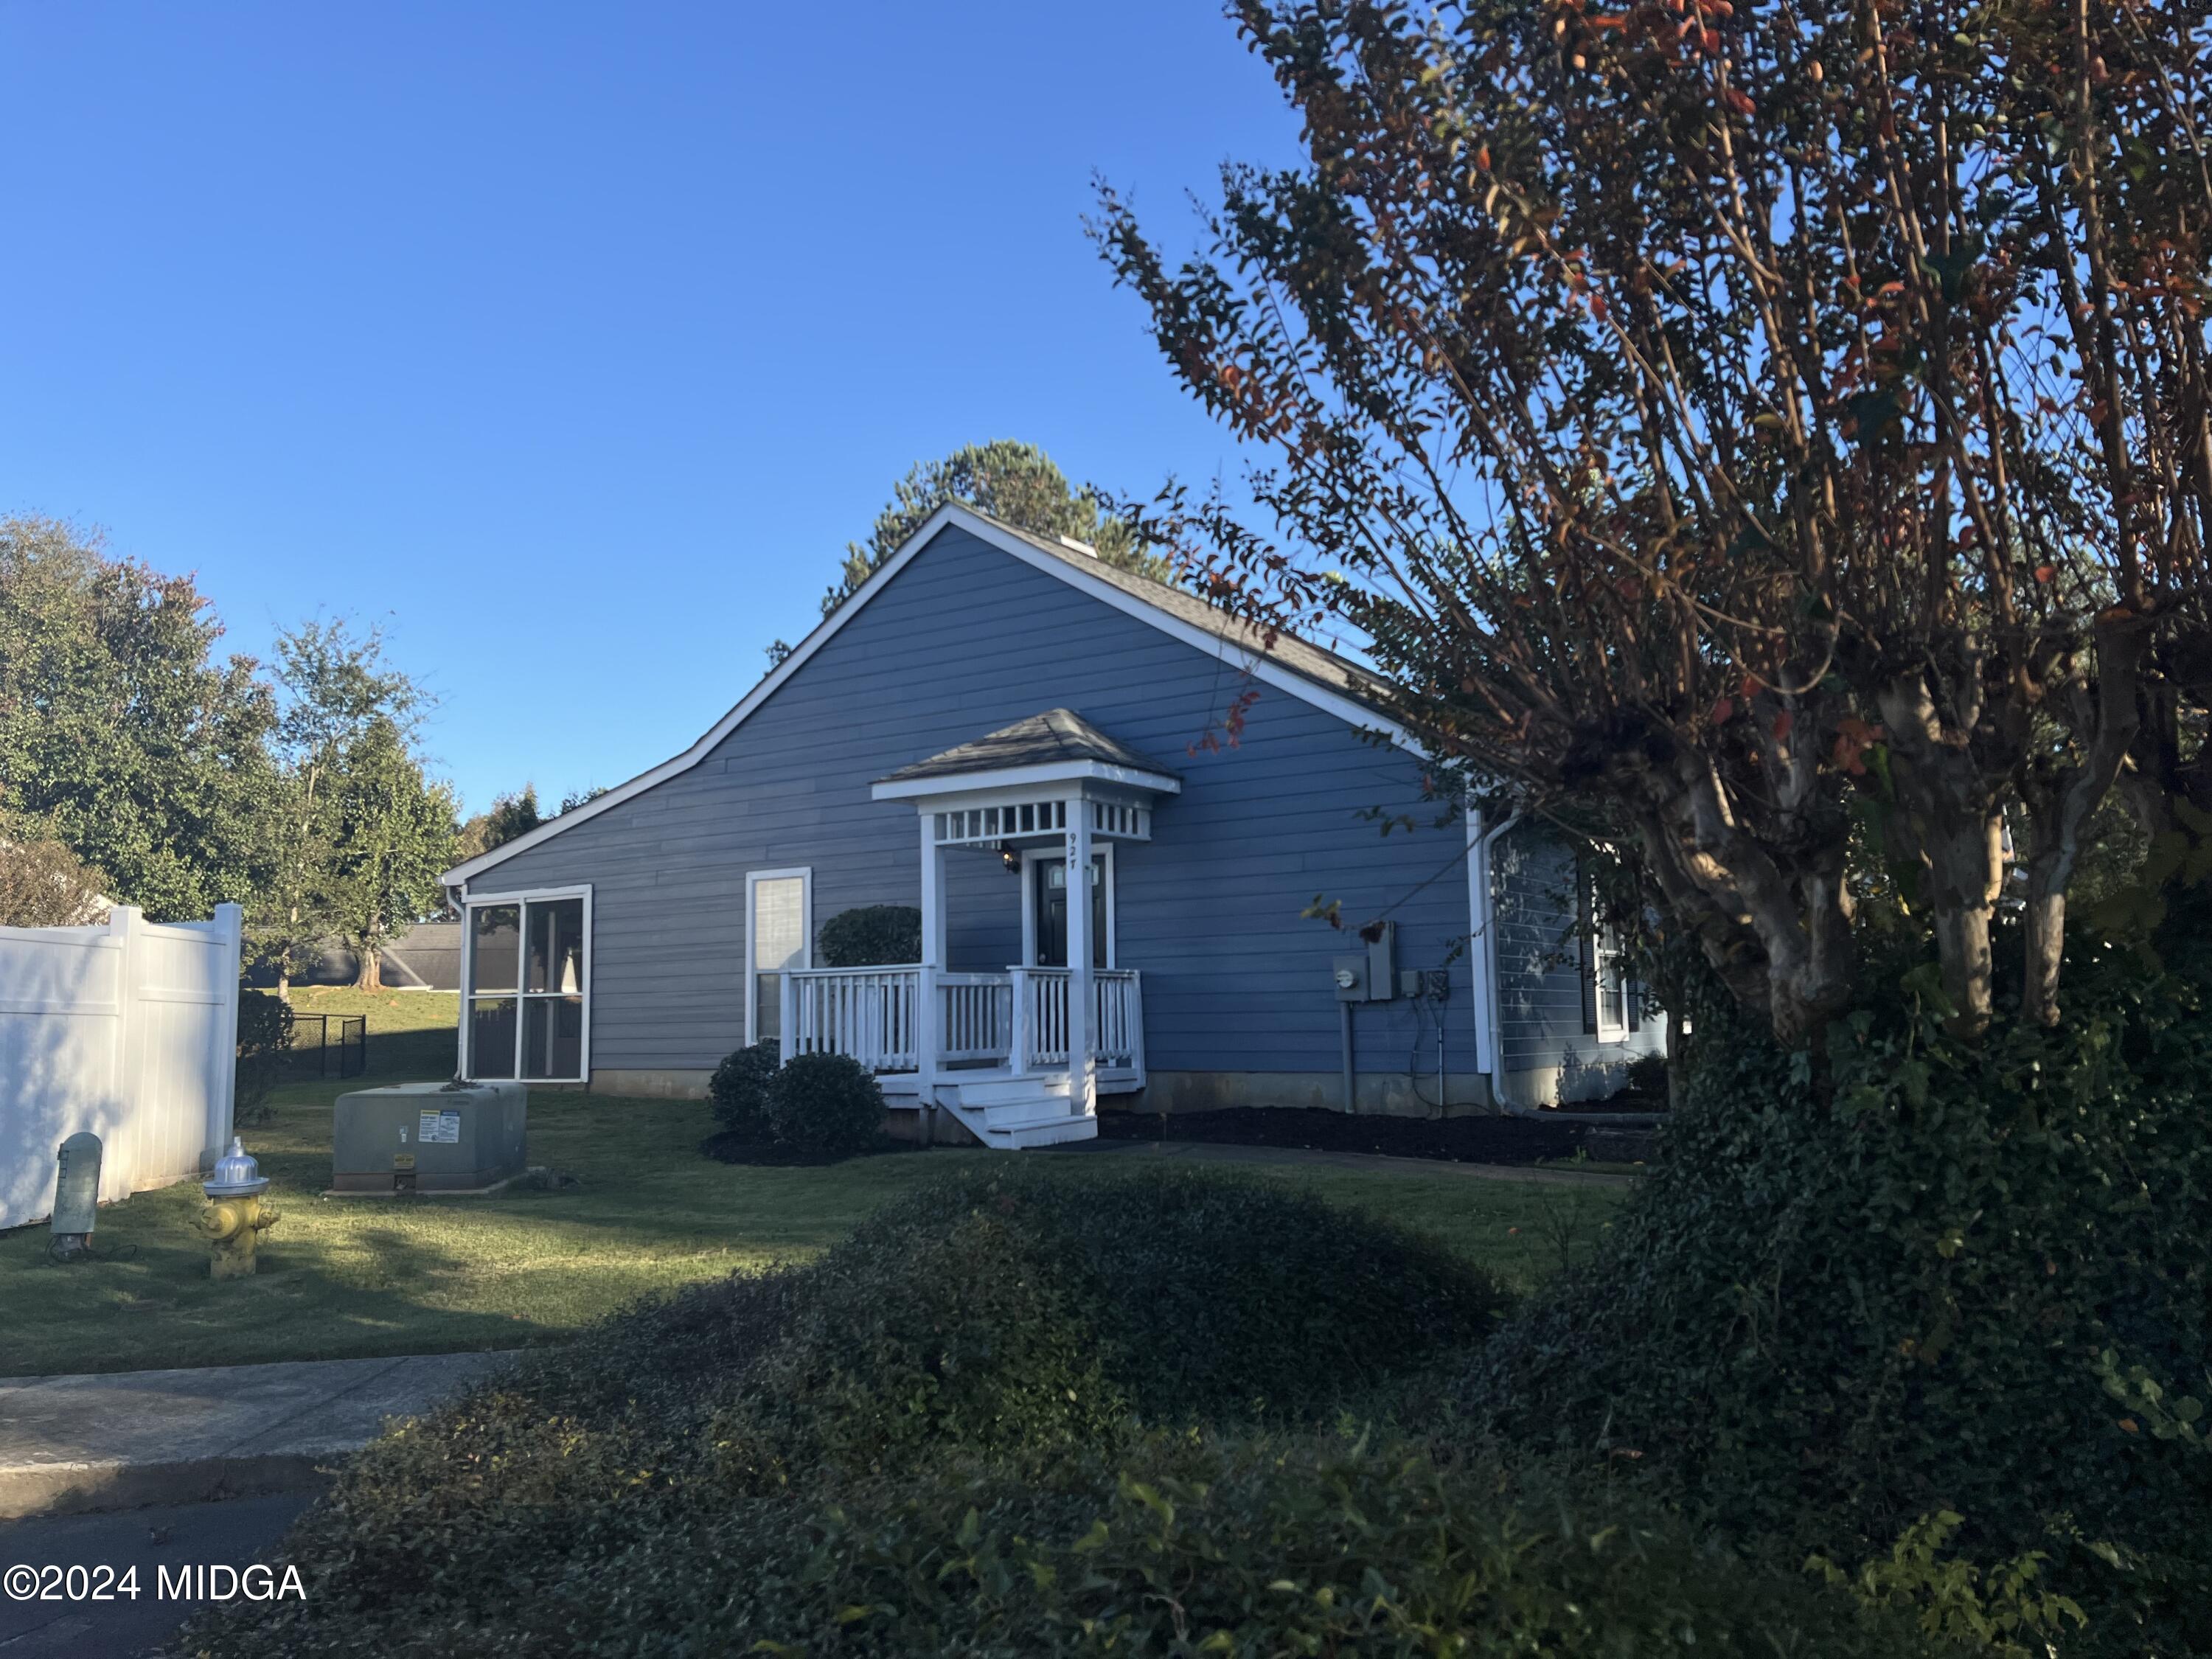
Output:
(1097, 1105), (1601, 1166)
(698, 1132), (929, 1167)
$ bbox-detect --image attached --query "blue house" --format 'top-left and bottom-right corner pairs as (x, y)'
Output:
(439, 505), (1662, 1147)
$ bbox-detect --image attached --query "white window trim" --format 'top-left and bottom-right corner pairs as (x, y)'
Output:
(1018, 844), (1116, 970)
(1592, 915), (1631, 1040)
(459, 884), (593, 1083)
(745, 866), (814, 1047)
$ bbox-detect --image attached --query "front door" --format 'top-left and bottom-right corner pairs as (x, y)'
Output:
(1032, 853), (1107, 968)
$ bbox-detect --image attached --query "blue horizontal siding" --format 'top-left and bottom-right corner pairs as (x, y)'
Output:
(470, 525), (1485, 1082)
(1491, 822), (1663, 1083)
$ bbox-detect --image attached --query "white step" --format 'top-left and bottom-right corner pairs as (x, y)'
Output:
(933, 1083), (1097, 1150)
(953, 1074), (1071, 1110)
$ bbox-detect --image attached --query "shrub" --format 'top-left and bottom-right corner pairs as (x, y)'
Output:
(817, 902), (921, 967)
(757, 1165), (1512, 1459)
(192, 1426), (1937, 1657)
(184, 1167), (1520, 1657)
(233, 989), (293, 1123)
(1465, 917), (2212, 1655)
(1624, 1049), (1667, 1099)
(706, 1038), (778, 1138)
(762, 1432), (1946, 1659)
(762, 1049), (883, 1155)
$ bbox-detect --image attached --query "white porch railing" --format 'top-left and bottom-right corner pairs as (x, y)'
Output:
(785, 967), (920, 1072)
(937, 972), (1014, 1062)
(1018, 967), (1142, 1069)
(780, 964), (1141, 1079)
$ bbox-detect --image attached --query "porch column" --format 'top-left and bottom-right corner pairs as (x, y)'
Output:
(1065, 799), (1096, 1116)
(917, 814), (945, 1091)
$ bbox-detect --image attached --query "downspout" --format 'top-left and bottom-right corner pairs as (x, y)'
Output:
(1469, 810), (1523, 1110)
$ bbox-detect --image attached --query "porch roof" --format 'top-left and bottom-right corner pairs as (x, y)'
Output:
(874, 709), (1180, 793)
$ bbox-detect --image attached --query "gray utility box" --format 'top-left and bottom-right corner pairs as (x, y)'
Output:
(332, 1081), (527, 1194)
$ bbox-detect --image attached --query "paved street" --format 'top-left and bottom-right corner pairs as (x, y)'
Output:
(0, 1352), (507, 1520)
(0, 1492), (313, 1657)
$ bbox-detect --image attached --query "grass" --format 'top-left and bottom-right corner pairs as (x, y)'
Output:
(1, 990), (1629, 1377)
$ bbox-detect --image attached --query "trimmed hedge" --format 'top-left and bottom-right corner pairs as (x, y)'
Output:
(184, 1167), (1522, 1656)
(706, 1037), (779, 1138)
(818, 903), (922, 968)
(1466, 919), (2212, 1655)
(763, 1049), (883, 1157)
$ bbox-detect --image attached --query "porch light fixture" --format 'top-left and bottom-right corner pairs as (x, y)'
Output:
(999, 842), (1022, 874)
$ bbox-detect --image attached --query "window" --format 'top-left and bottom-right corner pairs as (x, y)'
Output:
(747, 868), (812, 1046)
(1593, 923), (1631, 1037)
(465, 888), (589, 1081)
(1579, 863), (1634, 1040)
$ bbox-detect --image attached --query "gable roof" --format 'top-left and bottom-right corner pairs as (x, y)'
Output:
(876, 708), (1178, 787)
(444, 502), (1413, 888)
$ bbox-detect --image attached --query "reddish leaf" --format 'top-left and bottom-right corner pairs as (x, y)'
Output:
(1710, 696), (1736, 723)
(2034, 563), (2056, 583)
(1773, 710), (1795, 740)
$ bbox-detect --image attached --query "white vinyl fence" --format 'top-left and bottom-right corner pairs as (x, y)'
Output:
(0, 903), (243, 1231)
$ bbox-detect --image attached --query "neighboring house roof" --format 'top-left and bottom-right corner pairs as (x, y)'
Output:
(876, 708), (1178, 787)
(442, 501), (1414, 889)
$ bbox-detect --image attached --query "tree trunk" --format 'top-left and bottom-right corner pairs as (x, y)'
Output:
(2022, 620), (2143, 1025)
(353, 939), (382, 992)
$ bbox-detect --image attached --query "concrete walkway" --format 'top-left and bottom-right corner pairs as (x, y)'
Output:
(1074, 1138), (1636, 1186)
(0, 1352), (508, 1520)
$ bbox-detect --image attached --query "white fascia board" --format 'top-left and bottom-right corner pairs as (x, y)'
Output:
(442, 501), (1410, 886)
(871, 760), (1183, 802)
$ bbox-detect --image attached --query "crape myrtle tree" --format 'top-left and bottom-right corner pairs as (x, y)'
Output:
(1095, 0), (2212, 1044)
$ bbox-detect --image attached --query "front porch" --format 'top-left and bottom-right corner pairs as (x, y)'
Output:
(776, 709), (1177, 1149)
(782, 964), (1144, 1145)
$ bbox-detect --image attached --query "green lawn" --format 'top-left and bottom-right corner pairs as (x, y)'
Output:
(1, 990), (1627, 1377)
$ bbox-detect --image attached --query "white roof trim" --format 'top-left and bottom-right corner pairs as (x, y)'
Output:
(442, 501), (1413, 886)
(872, 759), (1184, 801)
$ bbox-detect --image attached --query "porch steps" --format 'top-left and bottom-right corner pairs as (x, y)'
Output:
(933, 1076), (1096, 1150)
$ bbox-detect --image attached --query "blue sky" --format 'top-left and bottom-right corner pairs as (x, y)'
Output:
(0, 2), (1296, 813)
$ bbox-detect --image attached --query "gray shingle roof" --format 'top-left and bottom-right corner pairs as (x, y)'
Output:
(878, 708), (1178, 785)
(963, 509), (1397, 720)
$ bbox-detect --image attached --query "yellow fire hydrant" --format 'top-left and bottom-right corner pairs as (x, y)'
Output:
(198, 1137), (278, 1279)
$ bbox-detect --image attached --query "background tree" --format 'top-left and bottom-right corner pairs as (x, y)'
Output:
(0, 517), (276, 919)
(825, 439), (1171, 613)
(0, 816), (110, 927)
(260, 617), (429, 996)
(556, 784), (608, 815)
(316, 716), (458, 990)
(1096, 0), (2212, 1046)
(456, 785), (543, 861)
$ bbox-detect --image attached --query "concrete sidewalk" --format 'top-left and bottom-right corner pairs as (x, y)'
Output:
(0, 1352), (509, 1520)
(1074, 1138), (1637, 1186)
